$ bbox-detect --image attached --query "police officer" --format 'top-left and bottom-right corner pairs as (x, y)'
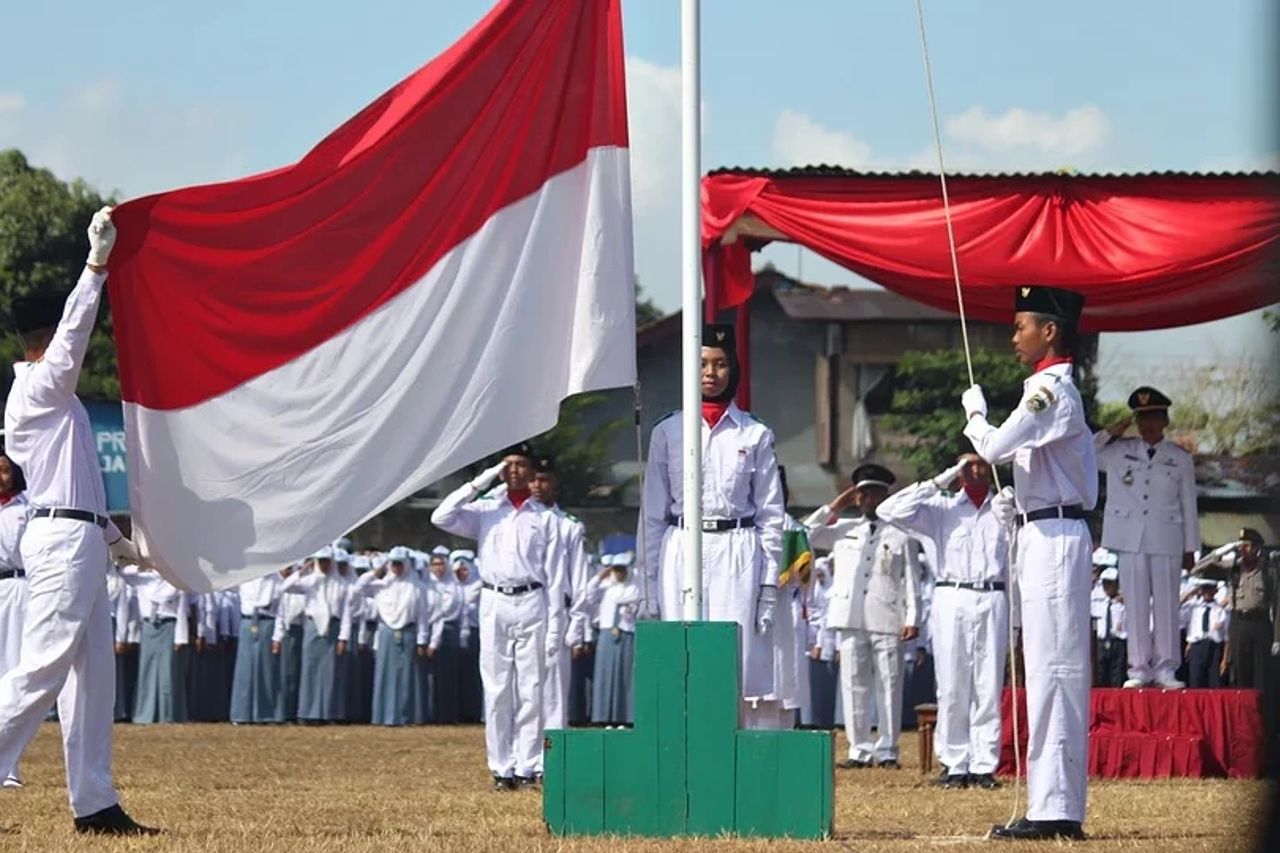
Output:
(1225, 528), (1278, 689)
(963, 284), (1096, 841)
(804, 463), (923, 769)
(1095, 387), (1199, 688)
(639, 324), (785, 729)
(0, 209), (157, 834)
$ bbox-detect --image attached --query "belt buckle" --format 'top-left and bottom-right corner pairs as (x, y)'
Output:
(701, 519), (717, 532)
(499, 584), (514, 595)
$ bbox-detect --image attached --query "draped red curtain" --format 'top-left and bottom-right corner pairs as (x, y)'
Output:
(701, 171), (1280, 331)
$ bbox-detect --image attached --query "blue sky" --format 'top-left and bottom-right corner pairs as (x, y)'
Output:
(1, 0), (1275, 400)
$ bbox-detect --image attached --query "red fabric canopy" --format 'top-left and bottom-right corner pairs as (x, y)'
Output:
(701, 170), (1280, 331)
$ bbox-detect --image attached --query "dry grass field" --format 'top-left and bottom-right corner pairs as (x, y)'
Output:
(0, 723), (1269, 852)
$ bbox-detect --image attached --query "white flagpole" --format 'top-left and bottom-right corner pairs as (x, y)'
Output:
(680, 0), (703, 622)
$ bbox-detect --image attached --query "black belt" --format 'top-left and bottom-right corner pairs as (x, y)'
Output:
(0, 568), (24, 580)
(1016, 505), (1086, 527)
(482, 581), (543, 596)
(935, 579), (1006, 592)
(242, 611), (275, 620)
(32, 508), (108, 528)
(666, 514), (755, 532)
(147, 617), (177, 626)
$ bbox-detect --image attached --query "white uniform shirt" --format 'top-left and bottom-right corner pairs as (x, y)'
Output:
(431, 485), (567, 638)
(964, 362), (1098, 513)
(343, 571), (434, 646)
(550, 505), (590, 608)
(639, 405), (785, 592)
(1183, 597), (1229, 644)
(279, 567), (350, 637)
(1094, 434), (1199, 557)
(574, 572), (642, 635)
(0, 493), (30, 571)
(1092, 595), (1126, 640)
(803, 511), (922, 635)
(4, 269), (110, 515)
(239, 574), (282, 618)
(877, 481), (1008, 584)
(122, 568), (191, 645)
(808, 558), (836, 659)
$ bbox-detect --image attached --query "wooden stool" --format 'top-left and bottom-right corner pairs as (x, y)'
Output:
(914, 703), (938, 774)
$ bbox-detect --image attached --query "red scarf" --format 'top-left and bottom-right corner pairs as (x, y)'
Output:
(1034, 355), (1073, 373)
(0, 490), (17, 507)
(963, 481), (989, 509)
(701, 400), (729, 428)
(507, 488), (531, 510)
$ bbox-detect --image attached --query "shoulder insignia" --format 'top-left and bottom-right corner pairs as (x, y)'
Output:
(1025, 386), (1056, 414)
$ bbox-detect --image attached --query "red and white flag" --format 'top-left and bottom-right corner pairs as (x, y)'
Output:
(108, 0), (634, 591)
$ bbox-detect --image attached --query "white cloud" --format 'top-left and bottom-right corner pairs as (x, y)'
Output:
(625, 56), (682, 217)
(772, 109), (873, 168)
(945, 104), (1109, 157)
(0, 78), (249, 200)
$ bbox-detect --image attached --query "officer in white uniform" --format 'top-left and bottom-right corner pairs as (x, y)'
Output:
(962, 284), (1096, 841)
(529, 455), (589, 737)
(431, 442), (566, 790)
(0, 209), (156, 834)
(639, 324), (785, 728)
(804, 463), (922, 769)
(1095, 386), (1199, 688)
(877, 453), (1008, 789)
(0, 453), (30, 788)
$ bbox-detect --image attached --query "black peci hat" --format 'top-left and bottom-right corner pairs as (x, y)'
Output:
(10, 291), (67, 335)
(500, 442), (536, 462)
(533, 455), (556, 473)
(1014, 285), (1085, 326)
(703, 323), (736, 353)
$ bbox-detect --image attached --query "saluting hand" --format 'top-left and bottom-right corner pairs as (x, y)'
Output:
(1106, 416), (1133, 438)
(829, 486), (858, 515)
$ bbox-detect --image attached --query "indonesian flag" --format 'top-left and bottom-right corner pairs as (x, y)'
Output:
(108, 0), (634, 591)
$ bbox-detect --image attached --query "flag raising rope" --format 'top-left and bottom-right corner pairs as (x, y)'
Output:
(913, 0), (1023, 830)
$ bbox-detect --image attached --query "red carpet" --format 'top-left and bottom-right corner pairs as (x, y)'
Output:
(998, 687), (1264, 779)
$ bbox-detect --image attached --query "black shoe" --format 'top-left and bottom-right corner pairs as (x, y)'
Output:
(836, 758), (870, 769)
(931, 771), (968, 789)
(877, 759), (901, 770)
(991, 818), (1085, 841)
(73, 804), (160, 836)
(514, 775), (540, 790)
(970, 773), (1001, 790)
(491, 776), (516, 792)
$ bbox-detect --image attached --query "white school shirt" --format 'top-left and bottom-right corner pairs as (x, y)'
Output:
(1183, 598), (1229, 644)
(877, 481), (1008, 584)
(121, 567), (191, 646)
(279, 567), (350, 637)
(964, 361), (1098, 513)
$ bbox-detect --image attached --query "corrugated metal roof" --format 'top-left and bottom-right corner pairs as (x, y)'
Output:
(708, 165), (1280, 180)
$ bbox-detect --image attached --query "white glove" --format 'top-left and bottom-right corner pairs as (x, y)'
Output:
(1272, 642), (1279, 657)
(961, 384), (988, 421)
(108, 536), (141, 566)
(458, 627), (470, 649)
(544, 630), (562, 660)
(468, 461), (505, 491)
(932, 460), (966, 490)
(86, 206), (117, 267)
(991, 486), (1017, 528)
(755, 585), (777, 635)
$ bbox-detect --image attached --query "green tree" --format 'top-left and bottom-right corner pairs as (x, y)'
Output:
(881, 348), (1050, 478)
(0, 149), (119, 397)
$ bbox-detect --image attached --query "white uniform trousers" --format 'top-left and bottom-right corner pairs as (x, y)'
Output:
(0, 578), (27, 674)
(541, 644), (571, 733)
(1116, 551), (1180, 682)
(0, 518), (118, 817)
(1018, 519), (1091, 824)
(838, 629), (902, 762)
(931, 585), (1009, 775)
(479, 587), (546, 779)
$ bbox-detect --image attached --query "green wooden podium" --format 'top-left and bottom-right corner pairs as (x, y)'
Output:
(543, 621), (834, 838)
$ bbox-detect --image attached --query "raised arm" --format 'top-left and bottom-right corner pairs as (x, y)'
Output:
(431, 462), (504, 539)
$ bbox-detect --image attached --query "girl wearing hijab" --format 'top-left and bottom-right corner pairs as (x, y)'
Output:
(0, 453), (29, 786)
(121, 565), (191, 724)
(638, 324), (786, 728)
(579, 552), (641, 724)
(230, 570), (284, 723)
(345, 546), (435, 725)
(280, 547), (350, 723)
